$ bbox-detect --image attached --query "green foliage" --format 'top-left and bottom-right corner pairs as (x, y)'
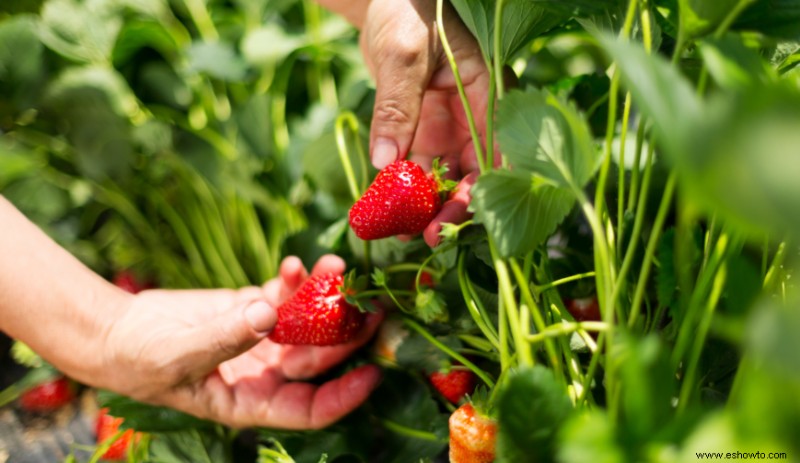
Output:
(496, 366), (573, 463)
(99, 391), (215, 432)
(450, 0), (568, 63)
(471, 88), (600, 257)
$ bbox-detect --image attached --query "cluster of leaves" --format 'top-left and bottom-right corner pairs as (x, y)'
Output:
(3, 0), (800, 462)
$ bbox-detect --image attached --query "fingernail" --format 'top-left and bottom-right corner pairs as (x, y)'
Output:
(244, 301), (277, 335)
(372, 138), (398, 169)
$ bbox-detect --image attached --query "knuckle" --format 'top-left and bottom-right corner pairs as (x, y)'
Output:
(373, 100), (412, 126)
(212, 322), (245, 358)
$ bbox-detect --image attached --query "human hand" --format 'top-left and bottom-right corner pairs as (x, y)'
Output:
(100, 255), (382, 429)
(359, 0), (493, 246)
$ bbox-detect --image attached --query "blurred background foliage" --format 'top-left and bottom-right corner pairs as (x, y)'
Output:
(0, 0), (372, 288)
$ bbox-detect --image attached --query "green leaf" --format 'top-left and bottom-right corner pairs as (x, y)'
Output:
(450, 0), (568, 63)
(485, 87), (601, 256)
(395, 331), (461, 373)
(44, 65), (137, 180)
(241, 22), (303, 67)
(37, 0), (123, 63)
(414, 289), (449, 323)
(612, 335), (675, 445)
(598, 34), (702, 161)
(0, 15), (44, 107)
(186, 41), (249, 82)
(678, 86), (800, 239)
(656, 228), (677, 312)
(369, 370), (449, 463)
(98, 391), (215, 432)
(0, 140), (43, 188)
(113, 18), (180, 67)
(557, 411), (626, 463)
(260, 416), (372, 463)
(495, 366), (573, 463)
(496, 88), (599, 188)
(698, 34), (774, 90)
(148, 429), (232, 463)
(736, 0), (800, 40)
(679, 0), (742, 38)
(531, 0), (624, 17)
(470, 170), (575, 257)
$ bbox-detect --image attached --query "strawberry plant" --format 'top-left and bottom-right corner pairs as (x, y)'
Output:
(3, 0), (800, 461)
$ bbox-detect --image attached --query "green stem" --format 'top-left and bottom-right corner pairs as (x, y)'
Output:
(182, 0), (219, 41)
(676, 262), (727, 414)
(335, 112), (365, 202)
(526, 321), (608, 343)
(533, 272), (596, 294)
(489, 240), (533, 368)
(484, 66), (497, 172)
(403, 317), (496, 388)
(510, 258), (561, 378)
(671, 233), (732, 368)
(436, 0), (486, 172)
(763, 241), (787, 291)
(493, 0), (506, 99)
(458, 251), (501, 349)
(381, 419), (447, 442)
(628, 171), (677, 328)
(616, 92), (633, 260)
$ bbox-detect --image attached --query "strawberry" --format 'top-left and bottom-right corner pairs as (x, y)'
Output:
(373, 317), (409, 363)
(429, 367), (477, 405)
(449, 403), (497, 463)
(268, 274), (365, 346)
(349, 160), (442, 240)
(96, 407), (140, 461)
(19, 376), (75, 412)
(112, 271), (151, 294)
(565, 296), (601, 322)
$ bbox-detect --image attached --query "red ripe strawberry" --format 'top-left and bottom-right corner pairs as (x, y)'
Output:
(19, 376), (75, 412)
(429, 367), (477, 405)
(565, 296), (601, 322)
(96, 407), (140, 461)
(449, 403), (497, 463)
(349, 160), (442, 240)
(112, 271), (151, 294)
(268, 274), (365, 346)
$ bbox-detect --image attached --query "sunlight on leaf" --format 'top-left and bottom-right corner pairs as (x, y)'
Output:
(471, 170), (574, 257)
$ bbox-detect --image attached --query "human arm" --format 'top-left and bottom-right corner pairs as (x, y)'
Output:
(0, 196), (381, 429)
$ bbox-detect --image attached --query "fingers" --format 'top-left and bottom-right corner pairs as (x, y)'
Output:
(265, 365), (382, 430)
(365, 3), (436, 169)
(424, 172), (477, 248)
(174, 299), (278, 380)
(310, 254), (346, 276)
(264, 254), (346, 304)
(280, 310), (384, 380)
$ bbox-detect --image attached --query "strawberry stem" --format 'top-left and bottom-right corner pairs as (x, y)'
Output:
(435, 0), (487, 174)
(334, 111), (366, 202)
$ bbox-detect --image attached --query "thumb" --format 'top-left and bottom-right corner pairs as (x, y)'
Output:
(179, 300), (277, 376)
(369, 47), (432, 169)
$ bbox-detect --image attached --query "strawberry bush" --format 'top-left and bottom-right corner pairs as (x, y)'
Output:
(2, 0), (800, 462)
